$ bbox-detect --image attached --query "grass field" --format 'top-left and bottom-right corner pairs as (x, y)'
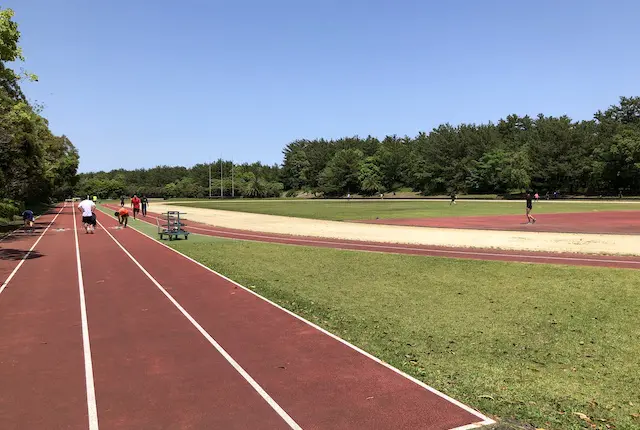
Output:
(112, 211), (640, 430)
(171, 199), (640, 221)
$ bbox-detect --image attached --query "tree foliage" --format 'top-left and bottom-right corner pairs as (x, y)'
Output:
(0, 8), (78, 216)
(76, 161), (284, 199)
(279, 97), (640, 196)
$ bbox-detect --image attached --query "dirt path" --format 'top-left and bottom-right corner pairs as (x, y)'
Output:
(148, 203), (640, 256)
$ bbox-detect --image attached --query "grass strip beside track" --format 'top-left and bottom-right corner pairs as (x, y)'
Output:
(101, 208), (640, 430)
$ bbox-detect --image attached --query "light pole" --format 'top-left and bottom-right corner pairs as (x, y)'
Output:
(208, 161), (212, 198)
(231, 160), (234, 198)
(220, 157), (223, 198)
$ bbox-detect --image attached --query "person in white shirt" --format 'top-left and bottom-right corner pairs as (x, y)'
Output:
(77, 198), (97, 234)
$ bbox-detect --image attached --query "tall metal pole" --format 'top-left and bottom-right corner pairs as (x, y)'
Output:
(208, 161), (212, 198)
(231, 159), (234, 198)
(220, 157), (223, 198)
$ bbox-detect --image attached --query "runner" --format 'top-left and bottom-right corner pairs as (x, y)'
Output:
(77, 197), (97, 234)
(22, 209), (35, 233)
(131, 194), (141, 219)
(450, 191), (456, 205)
(120, 195), (125, 207)
(526, 191), (536, 224)
(114, 207), (129, 228)
(141, 195), (149, 217)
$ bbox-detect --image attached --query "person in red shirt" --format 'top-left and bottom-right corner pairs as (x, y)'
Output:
(131, 194), (141, 219)
(114, 207), (129, 228)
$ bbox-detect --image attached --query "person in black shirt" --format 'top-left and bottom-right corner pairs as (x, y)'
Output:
(141, 195), (149, 217)
(120, 195), (125, 207)
(526, 192), (536, 224)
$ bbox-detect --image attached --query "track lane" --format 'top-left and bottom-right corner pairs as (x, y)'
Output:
(98, 208), (492, 429)
(105, 204), (640, 269)
(77, 213), (293, 429)
(0, 209), (62, 289)
(0, 205), (89, 429)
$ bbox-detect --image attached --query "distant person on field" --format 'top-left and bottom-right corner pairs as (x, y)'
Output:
(141, 195), (149, 217)
(78, 197), (97, 234)
(450, 191), (456, 205)
(115, 207), (129, 228)
(525, 191), (536, 224)
(22, 209), (35, 233)
(131, 194), (141, 219)
(120, 195), (125, 207)
(92, 195), (98, 204)
(534, 192), (539, 202)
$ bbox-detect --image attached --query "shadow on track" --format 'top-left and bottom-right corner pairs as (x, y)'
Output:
(0, 248), (44, 261)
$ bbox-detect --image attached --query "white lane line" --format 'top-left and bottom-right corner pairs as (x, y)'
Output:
(96, 219), (303, 430)
(72, 209), (100, 430)
(115, 215), (496, 428)
(0, 205), (65, 296)
(121, 209), (640, 266)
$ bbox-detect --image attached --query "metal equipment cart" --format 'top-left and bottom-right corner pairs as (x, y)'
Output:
(157, 211), (190, 240)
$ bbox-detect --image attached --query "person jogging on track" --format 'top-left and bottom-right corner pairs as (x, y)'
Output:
(77, 197), (96, 233)
(131, 194), (141, 219)
(141, 195), (149, 217)
(22, 209), (35, 233)
(525, 191), (536, 224)
(115, 207), (129, 228)
(120, 195), (125, 207)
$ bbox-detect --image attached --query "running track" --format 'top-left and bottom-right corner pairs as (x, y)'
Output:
(0, 205), (494, 429)
(105, 205), (640, 270)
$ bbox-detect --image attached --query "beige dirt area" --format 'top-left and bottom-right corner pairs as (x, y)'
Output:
(150, 203), (640, 257)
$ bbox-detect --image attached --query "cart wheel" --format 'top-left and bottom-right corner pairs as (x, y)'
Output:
(185, 235), (189, 240)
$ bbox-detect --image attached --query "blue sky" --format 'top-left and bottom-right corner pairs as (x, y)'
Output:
(7, 0), (640, 173)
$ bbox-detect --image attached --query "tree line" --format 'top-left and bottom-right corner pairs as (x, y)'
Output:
(0, 8), (79, 221)
(281, 96), (640, 197)
(80, 96), (639, 200)
(76, 161), (283, 199)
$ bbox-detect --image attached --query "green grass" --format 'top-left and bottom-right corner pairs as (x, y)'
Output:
(116, 212), (640, 429)
(172, 199), (640, 221)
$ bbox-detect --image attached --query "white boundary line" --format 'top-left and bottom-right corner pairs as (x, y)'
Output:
(72, 208), (100, 430)
(122, 209), (640, 267)
(96, 219), (302, 430)
(100, 210), (495, 429)
(0, 206), (64, 296)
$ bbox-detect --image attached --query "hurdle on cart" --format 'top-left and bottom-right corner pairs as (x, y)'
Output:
(157, 211), (190, 240)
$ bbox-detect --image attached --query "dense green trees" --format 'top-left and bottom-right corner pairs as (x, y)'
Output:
(280, 97), (640, 197)
(76, 161), (283, 199)
(83, 96), (640, 200)
(0, 8), (78, 218)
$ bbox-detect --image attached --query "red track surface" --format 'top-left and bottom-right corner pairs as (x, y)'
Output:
(106, 205), (640, 270)
(0, 207), (88, 429)
(0, 205), (493, 429)
(358, 211), (640, 234)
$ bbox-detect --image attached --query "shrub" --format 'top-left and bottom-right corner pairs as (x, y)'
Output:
(0, 200), (20, 220)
